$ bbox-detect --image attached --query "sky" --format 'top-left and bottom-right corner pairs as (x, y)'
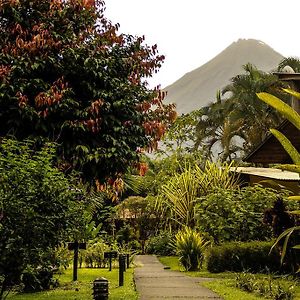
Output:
(105, 0), (300, 88)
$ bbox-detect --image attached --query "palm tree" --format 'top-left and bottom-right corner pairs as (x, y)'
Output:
(277, 57), (300, 73)
(194, 63), (287, 160)
(194, 97), (243, 161)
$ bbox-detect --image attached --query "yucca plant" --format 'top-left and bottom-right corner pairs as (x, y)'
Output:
(157, 161), (239, 228)
(194, 160), (240, 195)
(159, 166), (199, 227)
(175, 227), (209, 271)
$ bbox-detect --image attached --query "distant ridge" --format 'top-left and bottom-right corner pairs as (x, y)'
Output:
(164, 39), (284, 114)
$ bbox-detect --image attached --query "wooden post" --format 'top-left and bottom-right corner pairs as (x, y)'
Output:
(73, 242), (79, 281)
(119, 255), (125, 286)
(68, 241), (86, 281)
(126, 253), (130, 268)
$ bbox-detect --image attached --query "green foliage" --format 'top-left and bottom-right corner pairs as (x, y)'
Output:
(270, 129), (300, 164)
(146, 231), (176, 256)
(175, 227), (209, 271)
(191, 63), (286, 160)
(0, 139), (83, 297)
(206, 241), (281, 273)
(257, 90), (300, 272)
(235, 272), (295, 300)
(271, 226), (300, 270)
(7, 268), (138, 300)
(82, 238), (109, 268)
(162, 110), (202, 152)
(196, 185), (285, 243)
(161, 166), (199, 227)
(124, 151), (204, 197)
(157, 161), (239, 227)
(52, 245), (72, 272)
(278, 57), (300, 73)
(115, 196), (158, 252)
(257, 92), (300, 132)
(0, 0), (175, 183)
(21, 266), (58, 293)
(195, 161), (239, 194)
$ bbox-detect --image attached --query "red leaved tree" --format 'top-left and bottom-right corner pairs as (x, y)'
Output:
(0, 0), (176, 183)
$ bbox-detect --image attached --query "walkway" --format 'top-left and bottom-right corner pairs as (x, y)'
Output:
(134, 255), (222, 300)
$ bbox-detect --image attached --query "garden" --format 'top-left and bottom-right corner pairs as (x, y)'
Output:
(1, 0), (300, 300)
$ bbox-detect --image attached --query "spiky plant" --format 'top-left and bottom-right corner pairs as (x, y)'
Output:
(175, 227), (209, 271)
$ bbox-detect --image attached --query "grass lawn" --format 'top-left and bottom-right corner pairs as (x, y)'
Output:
(158, 256), (300, 300)
(7, 267), (138, 300)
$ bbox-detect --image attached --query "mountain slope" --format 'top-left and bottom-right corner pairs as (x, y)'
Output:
(164, 39), (284, 114)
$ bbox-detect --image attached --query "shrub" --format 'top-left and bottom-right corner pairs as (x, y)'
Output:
(206, 241), (281, 273)
(176, 227), (209, 271)
(83, 239), (109, 268)
(195, 186), (288, 243)
(0, 139), (84, 296)
(146, 231), (175, 256)
(235, 272), (295, 300)
(22, 266), (58, 293)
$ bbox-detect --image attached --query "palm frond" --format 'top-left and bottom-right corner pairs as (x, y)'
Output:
(269, 128), (300, 164)
(257, 92), (300, 131)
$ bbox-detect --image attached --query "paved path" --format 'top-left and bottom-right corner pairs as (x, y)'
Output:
(134, 255), (222, 300)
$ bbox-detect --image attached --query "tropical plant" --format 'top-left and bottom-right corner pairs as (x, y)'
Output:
(235, 272), (295, 299)
(162, 109), (201, 153)
(195, 160), (239, 194)
(83, 238), (109, 268)
(175, 227), (209, 271)
(0, 0), (176, 183)
(194, 96), (244, 161)
(195, 185), (285, 243)
(193, 63), (286, 160)
(146, 231), (176, 256)
(257, 90), (300, 272)
(278, 57), (300, 73)
(124, 150), (205, 198)
(157, 161), (239, 227)
(160, 166), (199, 227)
(0, 139), (84, 298)
(115, 196), (159, 253)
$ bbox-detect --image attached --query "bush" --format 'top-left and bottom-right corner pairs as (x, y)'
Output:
(0, 139), (84, 296)
(22, 266), (58, 293)
(235, 272), (295, 300)
(206, 241), (281, 273)
(195, 186), (288, 243)
(176, 227), (209, 271)
(83, 239), (109, 268)
(146, 231), (176, 256)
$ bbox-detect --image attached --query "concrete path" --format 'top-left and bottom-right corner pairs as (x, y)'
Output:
(134, 255), (222, 300)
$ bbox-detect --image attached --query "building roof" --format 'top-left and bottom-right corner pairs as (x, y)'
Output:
(244, 120), (300, 165)
(273, 72), (300, 81)
(230, 166), (300, 181)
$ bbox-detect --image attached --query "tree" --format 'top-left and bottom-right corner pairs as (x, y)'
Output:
(116, 196), (158, 253)
(0, 139), (85, 298)
(277, 57), (300, 73)
(0, 0), (175, 183)
(192, 64), (286, 160)
(221, 64), (285, 152)
(194, 97), (243, 161)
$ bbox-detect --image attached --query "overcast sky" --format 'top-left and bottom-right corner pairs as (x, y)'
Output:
(105, 0), (300, 88)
